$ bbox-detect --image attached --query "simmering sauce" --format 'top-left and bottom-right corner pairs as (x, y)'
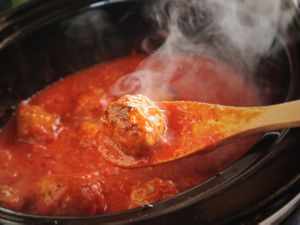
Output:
(0, 55), (261, 216)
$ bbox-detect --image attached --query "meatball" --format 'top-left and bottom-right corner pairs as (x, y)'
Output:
(32, 174), (107, 216)
(76, 121), (101, 149)
(0, 185), (22, 210)
(102, 95), (165, 156)
(129, 178), (178, 208)
(17, 104), (60, 144)
(74, 88), (109, 118)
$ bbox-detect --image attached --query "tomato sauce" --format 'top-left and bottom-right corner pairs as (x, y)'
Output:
(0, 55), (261, 216)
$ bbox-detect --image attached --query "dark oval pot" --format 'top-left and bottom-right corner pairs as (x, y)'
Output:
(0, 0), (299, 224)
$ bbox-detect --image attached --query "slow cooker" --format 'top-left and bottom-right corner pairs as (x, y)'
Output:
(0, 0), (299, 224)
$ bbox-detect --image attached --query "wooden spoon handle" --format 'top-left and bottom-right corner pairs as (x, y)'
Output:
(248, 100), (300, 132)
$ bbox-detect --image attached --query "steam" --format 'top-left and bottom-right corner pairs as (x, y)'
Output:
(111, 0), (294, 100)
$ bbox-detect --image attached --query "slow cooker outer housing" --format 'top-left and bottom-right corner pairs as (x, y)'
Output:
(0, 0), (299, 224)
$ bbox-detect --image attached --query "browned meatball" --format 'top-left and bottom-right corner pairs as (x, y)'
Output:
(129, 178), (178, 208)
(102, 95), (165, 156)
(32, 174), (107, 216)
(17, 104), (60, 144)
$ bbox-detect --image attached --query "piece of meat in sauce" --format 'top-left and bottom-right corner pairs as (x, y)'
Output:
(76, 121), (101, 149)
(73, 88), (110, 118)
(102, 95), (165, 156)
(129, 178), (178, 208)
(17, 104), (61, 144)
(32, 174), (107, 216)
(0, 185), (22, 211)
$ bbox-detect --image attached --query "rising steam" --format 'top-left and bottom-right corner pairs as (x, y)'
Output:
(111, 0), (294, 101)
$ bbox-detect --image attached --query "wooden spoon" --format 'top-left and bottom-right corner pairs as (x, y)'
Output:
(99, 99), (300, 168)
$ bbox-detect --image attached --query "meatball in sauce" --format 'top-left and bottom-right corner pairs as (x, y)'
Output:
(102, 95), (165, 157)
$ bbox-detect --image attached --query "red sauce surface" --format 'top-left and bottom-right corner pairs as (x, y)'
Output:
(0, 55), (261, 216)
